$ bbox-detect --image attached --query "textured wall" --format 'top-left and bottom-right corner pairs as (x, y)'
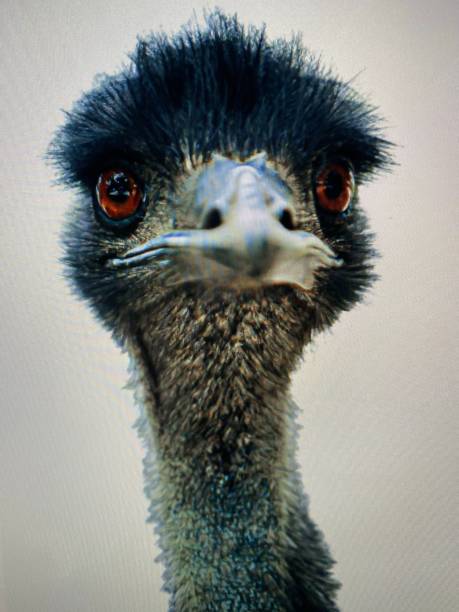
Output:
(1, 1), (458, 610)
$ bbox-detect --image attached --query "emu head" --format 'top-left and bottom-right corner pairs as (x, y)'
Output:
(51, 13), (390, 353)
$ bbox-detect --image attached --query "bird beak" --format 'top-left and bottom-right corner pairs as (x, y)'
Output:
(110, 159), (342, 290)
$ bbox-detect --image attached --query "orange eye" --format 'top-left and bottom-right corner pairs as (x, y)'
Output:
(315, 163), (355, 213)
(96, 169), (142, 220)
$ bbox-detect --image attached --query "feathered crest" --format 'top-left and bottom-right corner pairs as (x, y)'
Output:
(49, 9), (392, 189)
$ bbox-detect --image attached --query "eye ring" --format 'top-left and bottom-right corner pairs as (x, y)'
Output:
(314, 162), (355, 214)
(96, 168), (143, 219)
(94, 168), (147, 233)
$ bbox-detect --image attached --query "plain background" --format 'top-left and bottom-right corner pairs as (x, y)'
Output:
(1, 1), (458, 610)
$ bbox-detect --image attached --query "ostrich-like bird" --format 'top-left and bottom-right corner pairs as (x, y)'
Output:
(51, 12), (390, 612)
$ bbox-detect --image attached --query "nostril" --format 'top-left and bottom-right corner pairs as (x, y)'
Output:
(278, 209), (295, 230)
(202, 208), (223, 230)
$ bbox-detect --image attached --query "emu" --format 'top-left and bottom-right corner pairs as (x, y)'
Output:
(51, 12), (391, 611)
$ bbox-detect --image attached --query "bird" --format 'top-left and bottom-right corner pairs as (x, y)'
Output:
(50, 11), (391, 612)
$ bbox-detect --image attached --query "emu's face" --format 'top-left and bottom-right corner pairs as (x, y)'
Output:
(59, 147), (369, 336)
(53, 17), (389, 340)
(109, 153), (341, 290)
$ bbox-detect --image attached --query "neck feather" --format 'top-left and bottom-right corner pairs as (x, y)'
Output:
(126, 287), (338, 610)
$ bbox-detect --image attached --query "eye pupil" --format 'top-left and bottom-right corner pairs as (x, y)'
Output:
(106, 173), (131, 202)
(324, 170), (343, 200)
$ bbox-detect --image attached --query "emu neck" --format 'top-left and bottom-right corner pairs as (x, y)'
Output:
(130, 287), (311, 611)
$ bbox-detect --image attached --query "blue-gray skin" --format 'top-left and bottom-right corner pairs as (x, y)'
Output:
(51, 11), (391, 611)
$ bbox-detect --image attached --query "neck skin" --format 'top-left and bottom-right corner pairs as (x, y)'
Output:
(127, 287), (338, 611)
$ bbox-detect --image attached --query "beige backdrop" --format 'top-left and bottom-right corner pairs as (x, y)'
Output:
(1, 1), (458, 611)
